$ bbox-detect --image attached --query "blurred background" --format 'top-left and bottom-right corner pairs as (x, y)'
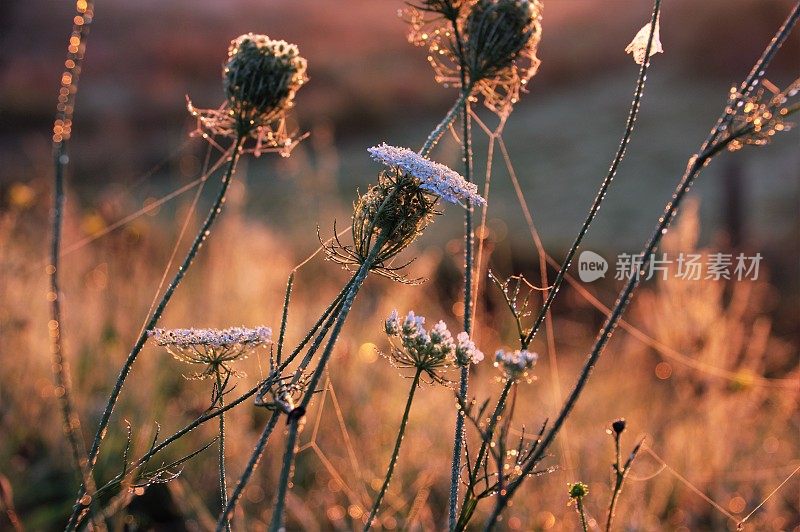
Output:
(1, 0), (799, 530)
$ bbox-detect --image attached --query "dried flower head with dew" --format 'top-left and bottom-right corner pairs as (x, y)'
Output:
(405, 0), (542, 115)
(384, 310), (483, 384)
(324, 144), (485, 282)
(188, 33), (308, 157)
(494, 347), (538, 381)
(149, 326), (271, 380)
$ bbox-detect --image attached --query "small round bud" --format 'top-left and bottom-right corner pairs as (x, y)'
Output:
(611, 418), (627, 435)
(568, 482), (589, 499)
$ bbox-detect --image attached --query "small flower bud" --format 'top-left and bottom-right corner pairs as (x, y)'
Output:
(611, 418), (627, 435)
(568, 482), (589, 500)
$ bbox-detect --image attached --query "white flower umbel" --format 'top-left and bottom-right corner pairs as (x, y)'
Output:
(625, 16), (663, 65)
(149, 326), (272, 379)
(385, 310), (483, 381)
(456, 331), (485, 365)
(368, 143), (486, 206)
(494, 348), (538, 379)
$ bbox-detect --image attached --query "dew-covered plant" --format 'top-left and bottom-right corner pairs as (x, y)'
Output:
(42, 0), (800, 530)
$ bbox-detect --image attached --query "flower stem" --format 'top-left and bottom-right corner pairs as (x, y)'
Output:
(419, 87), (472, 157)
(605, 436), (644, 532)
(269, 235), (387, 532)
(216, 277), (356, 530)
(66, 136), (244, 531)
(216, 411), (281, 529)
(450, 87), (475, 530)
(215, 374), (230, 532)
(576, 498), (589, 532)
(522, 0), (662, 349)
(456, 378), (514, 531)
(483, 7), (800, 527)
(364, 367), (423, 530)
(49, 2), (102, 527)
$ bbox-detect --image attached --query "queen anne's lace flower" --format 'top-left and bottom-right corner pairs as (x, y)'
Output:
(625, 17), (663, 66)
(149, 326), (271, 379)
(494, 348), (537, 377)
(368, 143), (486, 206)
(456, 331), (485, 364)
(384, 310), (482, 382)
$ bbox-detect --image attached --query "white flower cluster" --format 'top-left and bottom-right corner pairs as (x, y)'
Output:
(385, 310), (483, 368)
(149, 326), (272, 380)
(494, 348), (538, 377)
(149, 326), (272, 348)
(368, 144), (486, 206)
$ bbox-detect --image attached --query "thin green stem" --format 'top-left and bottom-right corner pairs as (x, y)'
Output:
(276, 272), (295, 365)
(214, 274), (357, 530)
(217, 411), (281, 529)
(482, 6), (800, 519)
(606, 433), (623, 532)
(605, 436), (644, 532)
(456, 378), (514, 531)
(450, 86), (475, 529)
(522, 0), (662, 349)
(576, 498), (589, 532)
(269, 236), (386, 532)
(215, 375), (230, 532)
(364, 368), (423, 530)
(49, 2), (102, 527)
(419, 87), (473, 157)
(66, 137), (244, 531)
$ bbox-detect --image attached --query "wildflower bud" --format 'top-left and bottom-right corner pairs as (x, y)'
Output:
(568, 482), (589, 500)
(224, 34), (308, 130)
(385, 309), (401, 336)
(463, 0), (541, 82)
(611, 418), (627, 435)
(455, 331), (484, 366)
(494, 348), (537, 378)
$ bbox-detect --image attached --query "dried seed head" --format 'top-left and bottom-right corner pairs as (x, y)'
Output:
(188, 34), (308, 157)
(406, 0), (542, 115)
(463, 0), (538, 82)
(224, 34), (308, 128)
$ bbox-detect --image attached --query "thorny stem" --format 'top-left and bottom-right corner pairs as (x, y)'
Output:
(66, 136), (245, 531)
(484, 6), (800, 527)
(364, 367), (423, 530)
(215, 374), (230, 532)
(522, 0), (662, 349)
(269, 235), (388, 532)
